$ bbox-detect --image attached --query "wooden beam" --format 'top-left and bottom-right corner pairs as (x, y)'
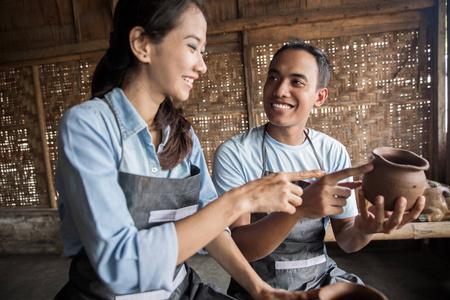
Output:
(0, 39), (109, 65)
(0, 54), (81, 70)
(32, 65), (57, 208)
(207, 0), (435, 35)
(248, 11), (421, 45)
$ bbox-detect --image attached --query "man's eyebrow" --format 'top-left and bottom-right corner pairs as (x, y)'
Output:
(291, 73), (308, 81)
(268, 68), (308, 81)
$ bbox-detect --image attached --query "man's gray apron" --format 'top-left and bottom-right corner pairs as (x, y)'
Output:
(55, 99), (234, 300)
(227, 124), (362, 299)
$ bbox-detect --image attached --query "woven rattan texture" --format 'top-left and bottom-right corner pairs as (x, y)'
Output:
(39, 60), (95, 176)
(180, 51), (248, 172)
(186, 113), (249, 172)
(252, 30), (430, 169)
(0, 30), (431, 207)
(0, 67), (45, 207)
(180, 51), (246, 115)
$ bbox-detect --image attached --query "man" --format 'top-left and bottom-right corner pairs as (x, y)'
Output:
(212, 39), (425, 298)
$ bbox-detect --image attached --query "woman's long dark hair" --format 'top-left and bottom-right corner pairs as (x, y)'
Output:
(92, 0), (205, 170)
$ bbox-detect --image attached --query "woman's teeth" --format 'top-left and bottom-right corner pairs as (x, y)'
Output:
(183, 76), (194, 84)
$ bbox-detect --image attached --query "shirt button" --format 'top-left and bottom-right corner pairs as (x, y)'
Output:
(151, 167), (158, 173)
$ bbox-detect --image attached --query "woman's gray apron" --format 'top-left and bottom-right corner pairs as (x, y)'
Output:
(227, 124), (362, 299)
(55, 99), (234, 300)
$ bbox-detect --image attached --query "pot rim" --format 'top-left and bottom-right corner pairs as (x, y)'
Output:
(372, 147), (430, 170)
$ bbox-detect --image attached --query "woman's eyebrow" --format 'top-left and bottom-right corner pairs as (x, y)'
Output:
(185, 34), (207, 47)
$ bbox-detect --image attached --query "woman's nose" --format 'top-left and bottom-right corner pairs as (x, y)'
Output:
(195, 55), (207, 74)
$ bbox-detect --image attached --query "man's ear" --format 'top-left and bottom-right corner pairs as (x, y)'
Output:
(129, 26), (151, 63)
(314, 88), (328, 107)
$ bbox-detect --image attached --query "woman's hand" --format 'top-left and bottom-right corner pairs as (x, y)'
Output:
(355, 189), (426, 235)
(226, 169), (326, 215)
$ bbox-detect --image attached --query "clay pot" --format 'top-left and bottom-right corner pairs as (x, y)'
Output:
(317, 282), (388, 300)
(362, 147), (429, 211)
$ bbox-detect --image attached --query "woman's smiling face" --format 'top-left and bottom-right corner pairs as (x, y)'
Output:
(146, 4), (207, 102)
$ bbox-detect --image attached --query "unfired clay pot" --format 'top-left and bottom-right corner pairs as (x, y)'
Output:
(317, 282), (388, 300)
(361, 147), (429, 211)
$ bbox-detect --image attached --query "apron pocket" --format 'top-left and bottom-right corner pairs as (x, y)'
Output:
(274, 254), (327, 290)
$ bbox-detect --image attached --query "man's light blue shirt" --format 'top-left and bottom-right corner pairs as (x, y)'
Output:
(212, 125), (358, 228)
(55, 88), (217, 294)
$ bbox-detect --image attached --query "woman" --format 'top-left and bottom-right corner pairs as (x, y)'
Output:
(54, 0), (323, 299)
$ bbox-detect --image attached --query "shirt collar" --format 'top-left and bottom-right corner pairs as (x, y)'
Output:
(104, 88), (147, 140)
(104, 88), (171, 145)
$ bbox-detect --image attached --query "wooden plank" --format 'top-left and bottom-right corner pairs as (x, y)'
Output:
(32, 65), (57, 208)
(206, 42), (240, 54)
(0, 54), (81, 70)
(208, 0), (435, 35)
(325, 221), (450, 241)
(0, 39), (109, 65)
(207, 32), (240, 45)
(72, 0), (82, 42)
(248, 11), (421, 45)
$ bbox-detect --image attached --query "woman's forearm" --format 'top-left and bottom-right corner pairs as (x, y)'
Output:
(175, 192), (245, 264)
(205, 231), (270, 298)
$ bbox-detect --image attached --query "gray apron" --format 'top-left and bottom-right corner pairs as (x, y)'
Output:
(55, 99), (234, 300)
(227, 124), (362, 299)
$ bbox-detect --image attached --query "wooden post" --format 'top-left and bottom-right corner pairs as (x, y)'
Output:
(238, 0), (255, 129)
(241, 31), (255, 129)
(32, 65), (57, 208)
(447, 0), (450, 185)
(429, 0), (446, 183)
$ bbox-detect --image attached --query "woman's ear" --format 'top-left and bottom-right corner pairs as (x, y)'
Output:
(129, 26), (151, 63)
(314, 88), (328, 107)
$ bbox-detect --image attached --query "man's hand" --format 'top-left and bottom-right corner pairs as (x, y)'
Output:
(355, 189), (426, 235)
(298, 164), (374, 219)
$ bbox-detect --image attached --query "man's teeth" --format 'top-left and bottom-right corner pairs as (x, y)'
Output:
(272, 103), (291, 109)
(183, 76), (194, 84)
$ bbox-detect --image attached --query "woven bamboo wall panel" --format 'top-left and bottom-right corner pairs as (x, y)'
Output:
(0, 67), (46, 207)
(251, 30), (430, 167)
(251, 31), (429, 107)
(186, 114), (249, 173)
(180, 51), (246, 115)
(254, 99), (430, 169)
(39, 60), (96, 175)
